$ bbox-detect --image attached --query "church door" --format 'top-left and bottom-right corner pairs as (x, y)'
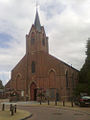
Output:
(30, 82), (37, 101)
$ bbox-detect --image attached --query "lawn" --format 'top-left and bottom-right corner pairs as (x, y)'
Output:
(0, 109), (30, 120)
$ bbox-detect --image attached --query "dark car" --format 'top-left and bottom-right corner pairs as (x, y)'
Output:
(75, 96), (90, 107)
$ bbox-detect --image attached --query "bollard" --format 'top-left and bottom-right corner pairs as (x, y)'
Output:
(71, 101), (73, 107)
(63, 100), (65, 106)
(14, 105), (17, 113)
(55, 100), (57, 106)
(40, 100), (41, 105)
(48, 100), (50, 105)
(10, 104), (12, 111)
(11, 106), (14, 116)
(2, 104), (5, 111)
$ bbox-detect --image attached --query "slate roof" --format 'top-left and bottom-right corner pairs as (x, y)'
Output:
(34, 10), (41, 32)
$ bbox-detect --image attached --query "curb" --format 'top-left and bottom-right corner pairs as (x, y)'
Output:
(20, 113), (33, 120)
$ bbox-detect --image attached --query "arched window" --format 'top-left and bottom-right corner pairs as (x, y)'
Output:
(31, 38), (35, 45)
(72, 73), (74, 88)
(42, 38), (45, 46)
(31, 61), (35, 73)
(65, 70), (68, 88)
(49, 69), (55, 88)
(16, 74), (21, 90)
(31, 32), (35, 45)
(42, 33), (45, 46)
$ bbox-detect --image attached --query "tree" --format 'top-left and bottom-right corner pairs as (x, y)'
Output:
(0, 80), (4, 89)
(75, 39), (90, 96)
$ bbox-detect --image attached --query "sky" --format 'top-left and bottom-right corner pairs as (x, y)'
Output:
(0, 0), (90, 85)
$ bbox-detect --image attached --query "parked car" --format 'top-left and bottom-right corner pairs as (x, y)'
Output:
(74, 96), (90, 107)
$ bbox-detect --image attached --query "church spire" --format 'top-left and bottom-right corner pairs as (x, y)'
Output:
(34, 9), (41, 32)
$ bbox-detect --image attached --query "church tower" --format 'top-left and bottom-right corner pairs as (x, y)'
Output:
(25, 10), (49, 97)
(26, 10), (49, 55)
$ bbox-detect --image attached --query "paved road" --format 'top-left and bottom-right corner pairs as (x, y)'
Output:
(19, 106), (90, 120)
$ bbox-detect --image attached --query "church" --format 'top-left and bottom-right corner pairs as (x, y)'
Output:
(5, 10), (79, 101)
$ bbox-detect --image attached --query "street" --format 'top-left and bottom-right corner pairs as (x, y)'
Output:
(19, 106), (90, 120)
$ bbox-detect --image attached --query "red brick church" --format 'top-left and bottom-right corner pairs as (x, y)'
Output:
(5, 10), (79, 101)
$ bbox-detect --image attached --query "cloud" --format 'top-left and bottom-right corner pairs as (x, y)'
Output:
(0, 71), (10, 85)
(0, 0), (11, 3)
(0, 0), (90, 85)
(40, 1), (66, 19)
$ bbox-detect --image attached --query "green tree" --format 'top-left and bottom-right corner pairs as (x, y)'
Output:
(0, 80), (4, 89)
(75, 39), (90, 96)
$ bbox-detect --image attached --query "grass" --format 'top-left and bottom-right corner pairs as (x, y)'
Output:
(0, 109), (30, 120)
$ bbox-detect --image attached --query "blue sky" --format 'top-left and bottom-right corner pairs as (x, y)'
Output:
(0, 0), (90, 85)
(0, 33), (12, 48)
